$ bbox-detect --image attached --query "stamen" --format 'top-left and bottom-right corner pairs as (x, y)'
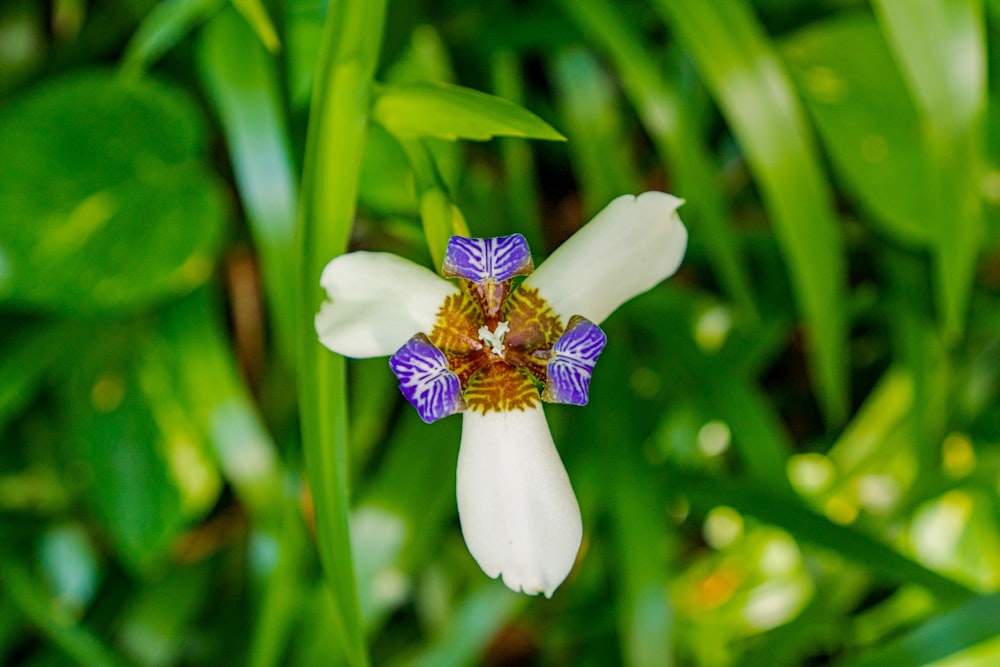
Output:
(477, 321), (510, 358)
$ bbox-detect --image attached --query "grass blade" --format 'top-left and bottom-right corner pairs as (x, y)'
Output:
(198, 8), (300, 367)
(296, 0), (388, 665)
(834, 592), (1000, 667)
(0, 559), (132, 667)
(229, 0), (279, 52)
(559, 0), (758, 323)
(394, 585), (525, 667)
(654, 0), (849, 423)
(551, 48), (642, 217)
(119, 0), (225, 77)
(373, 82), (565, 141)
(491, 51), (545, 252)
(398, 137), (471, 270)
(871, 0), (986, 341)
(671, 467), (973, 604)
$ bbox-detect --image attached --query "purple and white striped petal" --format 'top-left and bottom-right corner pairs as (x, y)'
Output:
(542, 316), (607, 406)
(442, 234), (533, 283)
(389, 334), (467, 423)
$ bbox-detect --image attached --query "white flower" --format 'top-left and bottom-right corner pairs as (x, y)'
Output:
(315, 191), (687, 597)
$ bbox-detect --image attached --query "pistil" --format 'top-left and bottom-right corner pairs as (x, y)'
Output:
(478, 321), (511, 358)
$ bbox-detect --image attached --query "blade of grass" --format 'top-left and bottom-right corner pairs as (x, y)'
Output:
(670, 466), (973, 603)
(871, 0), (986, 342)
(372, 82), (565, 142)
(393, 584), (526, 667)
(398, 137), (471, 269)
(639, 293), (793, 490)
(559, 0), (758, 324)
(297, 0), (387, 665)
(0, 559), (131, 667)
(161, 291), (303, 667)
(491, 51), (545, 252)
(599, 347), (676, 667)
(0, 321), (85, 432)
(568, 331), (676, 666)
(119, 0), (225, 77)
(551, 48), (642, 217)
(229, 0), (279, 52)
(198, 8), (299, 368)
(654, 0), (849, 423)
(834, 592), (1000, 667)
(881, 248), (949, 496)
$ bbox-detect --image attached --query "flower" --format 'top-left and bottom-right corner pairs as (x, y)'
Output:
(315, 191), (687, 597)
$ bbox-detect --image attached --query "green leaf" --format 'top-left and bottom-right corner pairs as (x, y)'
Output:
(835, 593), (1000, 667)
(0, 558), (131, 667)
(398, 138), (471, 270)
(592, 345), (675, 667)
(159, 291), (284, 517)
(0, 321), (84, 432)
(639, 292), (794, 491)
(0, 71), (226, 313)
(782, 15), (934, 244)
(393, 584), (525, 667)
(297, 0), (387, 665)
(671, 467), (973, 604)
(120, 0), (226, 77)
(871, 0), (986, 341)
(117, 563), (214, 666)
(372, 81), (565, 142)
(490, 51), (545, 252)
(558, 0), (759, 322)
(654, 0), (849, 423)
(551, 49), (642, 217)
(61, 324), (222, 571)
(357, 124), (419, 217)
(229, 0), (279, 52)
(198, 8), (299, 367)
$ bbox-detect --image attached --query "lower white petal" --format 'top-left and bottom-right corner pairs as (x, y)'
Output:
(524, 191), (687, 324)
(456, 405), (582, 597)
(315, 252), (458, 358)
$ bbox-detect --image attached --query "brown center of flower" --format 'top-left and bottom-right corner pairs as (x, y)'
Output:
(429, 282), (563, 413)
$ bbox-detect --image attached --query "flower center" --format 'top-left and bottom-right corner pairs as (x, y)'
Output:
(478, 321), (510, 358)
(389, 234), (608, 422)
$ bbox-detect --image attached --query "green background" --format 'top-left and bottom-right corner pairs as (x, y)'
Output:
(2, 0), (1000, 665)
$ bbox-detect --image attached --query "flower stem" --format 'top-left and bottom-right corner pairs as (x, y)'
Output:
(296, 1), (387, 665)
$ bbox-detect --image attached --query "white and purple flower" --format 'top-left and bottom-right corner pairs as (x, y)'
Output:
(315, 192), (687, 597)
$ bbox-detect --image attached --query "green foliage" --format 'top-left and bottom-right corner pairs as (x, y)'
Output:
(372, 82), (566, 142)
(3, 0), (1000, 666)
(0, 72), (226, 312)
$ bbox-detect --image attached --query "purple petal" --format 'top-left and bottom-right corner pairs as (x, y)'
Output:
(442, 235), (533, 283)
(389, 334), (467, 423)
(542, 316), (607, 406)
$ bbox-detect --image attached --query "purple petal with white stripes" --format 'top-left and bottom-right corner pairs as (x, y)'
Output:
(442, 234), (533, 283)
(389, 334), (467, 423)
(542, 316), (607, 406)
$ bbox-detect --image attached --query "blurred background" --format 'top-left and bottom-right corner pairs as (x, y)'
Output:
(3, 0), (1000, 665)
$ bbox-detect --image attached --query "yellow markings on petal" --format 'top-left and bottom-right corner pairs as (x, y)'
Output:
(503, 286), (563, 350)
(447, 353), (490, 388)
(427, 284), (566, 413)
(430, 292), (483, 354)
(464, 363), (539, 413)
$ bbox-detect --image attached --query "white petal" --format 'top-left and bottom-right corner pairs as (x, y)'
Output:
(456, 405), (582, 597)
(524, 191), (687, 324)
(315, 252), (458, 358)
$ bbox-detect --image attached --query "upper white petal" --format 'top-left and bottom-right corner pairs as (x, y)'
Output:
(456, 405), (582, 598)
(314, 252), (458, 358)
(524, 191), (688, 324)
